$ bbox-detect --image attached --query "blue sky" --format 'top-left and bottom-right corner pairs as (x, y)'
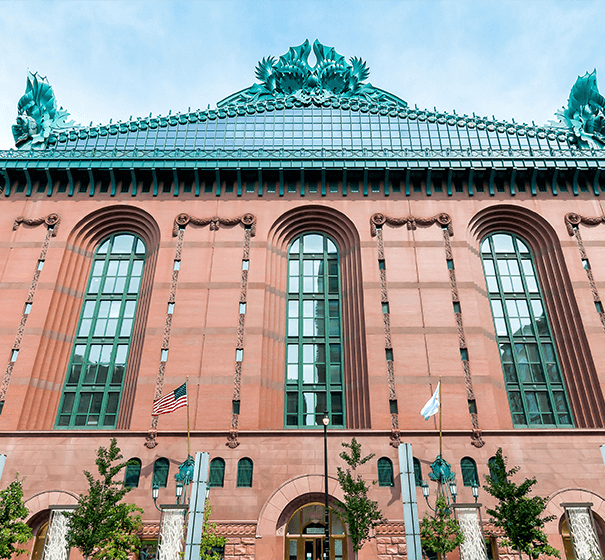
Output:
(1, 0), (604, 149)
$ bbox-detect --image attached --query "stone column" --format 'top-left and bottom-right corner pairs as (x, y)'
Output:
(562, 502), (602, 560)
(41, 506), (76, 560)
(158, 505), (189, 560)
(453, 504), (488, 560)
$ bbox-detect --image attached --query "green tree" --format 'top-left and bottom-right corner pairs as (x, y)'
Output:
(419, 493), (464, 560)
(0, 476), (33, 559)
(484, 448), (560, 560)
(200, 500), (227, 560)
(335, 438), (385, 560)
(67, 439), (143, 560)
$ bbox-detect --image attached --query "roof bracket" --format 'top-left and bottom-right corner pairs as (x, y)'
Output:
(530, 168), (538, 196)
(593, 169), (601, 196)
(130, 168), (137, 197)
(342, 168), (347, 196)
(88, 168), (95, 197)
(509, 169), (516, 196)
(215, 168), (221, 197)
(446, 169), (453, 196)
(173, 169), (180, 197)
(384, 168), (390, 196)
(363, 168), (368, 197)
(467, 168), (474, 197)
(300, 169), (305, 197)
(321, 168), (326, 197)
(279, 168), (284, 197)
(109, 169), (117, 196)
(2, 169), (10, 197)
(258, 169), (263, 197)
(47, 168), (55, 197)
(488, 168), (495, 196)
(405, 169), (411, 197)
(572, 169), (580, 196)
(236, 169), (242, 197)
(152, 169), (158, 197)
(425, 169), (432, 196)
(24, 169), (32, 197)
(551, 169), (558, 196)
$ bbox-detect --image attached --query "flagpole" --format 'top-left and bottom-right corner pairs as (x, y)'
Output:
(438, 376), (442, 458)
(186, 376), (191, 457)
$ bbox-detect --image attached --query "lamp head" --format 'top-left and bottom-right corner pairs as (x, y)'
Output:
(176, 482), (184, 499)
(472, 482), (479, 500)
(152, 482), (159, 500)
(322, 410), (329, 426)
(449, 479), (457, 497)
(421, 481), (429, 498)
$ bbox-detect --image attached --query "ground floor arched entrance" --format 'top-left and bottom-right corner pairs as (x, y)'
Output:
(284, 502), (347, 560)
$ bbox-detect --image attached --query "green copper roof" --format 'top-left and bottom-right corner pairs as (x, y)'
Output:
(4, 41), (604, 155)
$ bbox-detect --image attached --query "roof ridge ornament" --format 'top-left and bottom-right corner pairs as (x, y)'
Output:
(12, 71), (79, 150)
(218, 39), (407, 108)
(551, 69), (605, 149)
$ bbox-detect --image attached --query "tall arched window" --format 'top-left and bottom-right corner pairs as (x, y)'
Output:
(56, 233), (146, 429)
(285, 233), (345, 428)
(377, 457), (394, 487)
(481, 232), (573, 427)
(209, 458), (226, 488)
(153, 457), (170, 488)
(124, 458), (142, 488)
(460, 457), (478, 487)
(236, 458), (253, 488)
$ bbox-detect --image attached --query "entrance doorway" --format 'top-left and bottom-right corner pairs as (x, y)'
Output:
(285, 503), (347, 560)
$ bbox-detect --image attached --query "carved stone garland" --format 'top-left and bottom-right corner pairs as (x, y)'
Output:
(41, 507), (74, 560)
(566, 505), (602, 560)
(0, 214), (60, 405)
(456, 507), (489, 560)
(370, 213), (484, 447)
(145, 213), (256, 449)
(157, 508), (187, 560)
(565, 212), (605, 333)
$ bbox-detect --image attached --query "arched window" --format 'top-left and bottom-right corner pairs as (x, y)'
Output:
(124, 458), (142, 488)
(236, 458), (253, 487)
(56, 233), (146, 429)
(460, 457), (478, 487)
(377, 457), (394, 487)
(208, 458), (225, 488)
(487, 456), (498, 482)
(481, 232), (573, 427)
(413, 457), (422, 487)
(285, 233), (345, 428)
(153, 457), (170, 488)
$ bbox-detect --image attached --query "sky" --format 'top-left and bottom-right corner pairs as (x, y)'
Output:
(1, 0), (604, 150)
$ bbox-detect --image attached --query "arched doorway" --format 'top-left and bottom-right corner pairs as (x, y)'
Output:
(30, 521), (48, 560)
(284, 502), (347, 560)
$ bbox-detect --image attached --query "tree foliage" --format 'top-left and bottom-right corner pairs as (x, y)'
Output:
(335, 438), (385, 557)
(0, 476), (32, 559)
(484, 448), (560, 560)
(67, 439), (143, 560)
(200, 500), (227, 560)
(419, 493), (464, 560)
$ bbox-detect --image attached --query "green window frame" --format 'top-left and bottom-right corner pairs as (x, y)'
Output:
(285, 233), (345, 428)
(236, 458), (253, 488)
(153, 457), (170, 488)
(208, 458), (225, 488)
(124, 458), (142, 488)
(481, 232), (573, 427)
(55, 233), (146, 429)
(460, 457), (478, 487)
(377, 457), (394, 487)
(413, 457), (422, 487)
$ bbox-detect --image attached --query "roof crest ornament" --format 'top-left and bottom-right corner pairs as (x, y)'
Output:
(12, 71), (78, 150)
(551, 70), (605, 149)
(217, 39), (407, 109)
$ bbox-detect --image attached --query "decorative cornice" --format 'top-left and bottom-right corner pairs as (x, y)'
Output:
(370, 212), (453, 236)
(172, 213), (257, 237)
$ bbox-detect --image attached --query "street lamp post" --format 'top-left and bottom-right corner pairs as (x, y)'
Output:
(323, 410), (330, 560)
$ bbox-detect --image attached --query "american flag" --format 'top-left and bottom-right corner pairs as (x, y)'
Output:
(152, 382), (188, 416)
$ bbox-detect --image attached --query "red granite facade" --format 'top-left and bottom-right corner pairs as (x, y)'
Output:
(1, 190), (605, 559)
